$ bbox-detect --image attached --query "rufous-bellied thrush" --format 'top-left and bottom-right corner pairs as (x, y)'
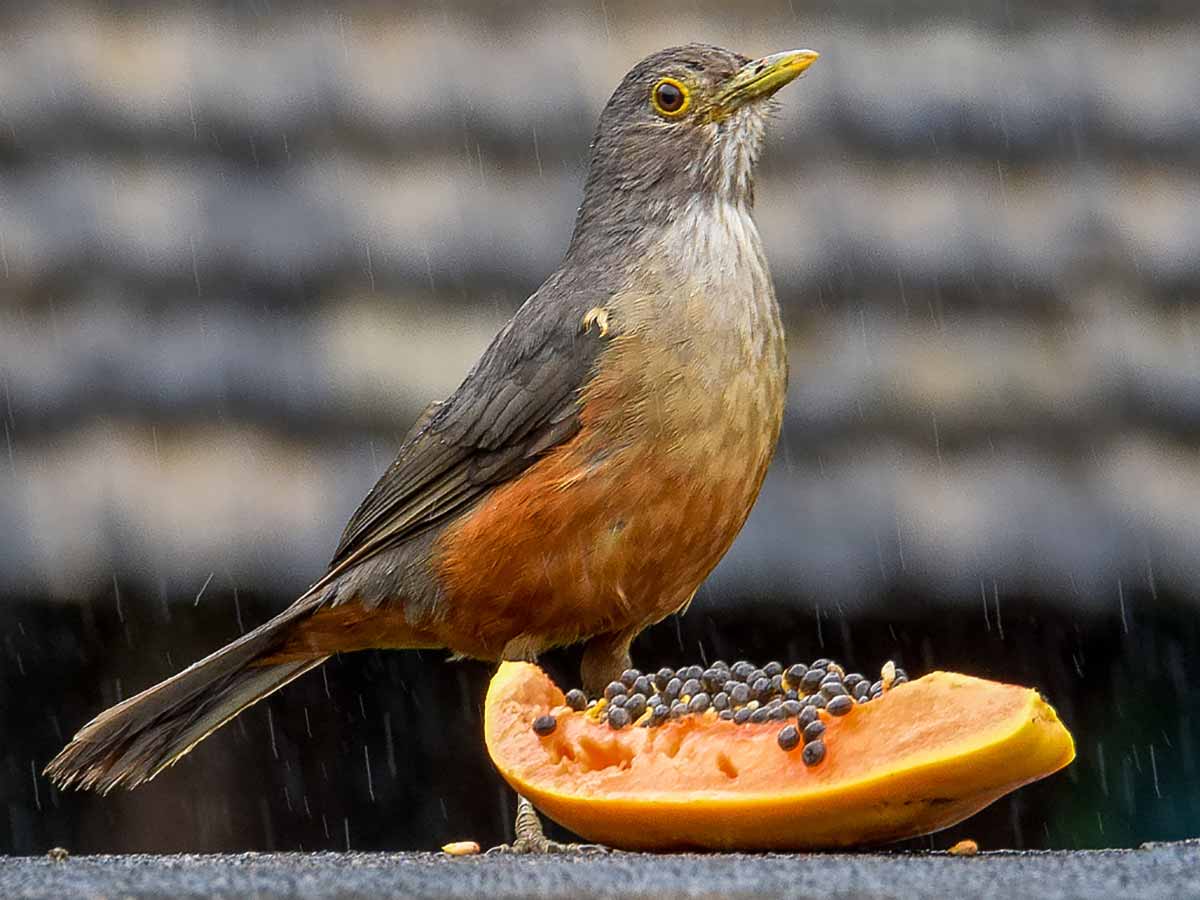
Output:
(47, 43), (819, 847)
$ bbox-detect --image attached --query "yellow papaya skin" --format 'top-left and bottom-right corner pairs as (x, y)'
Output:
(484, 662), (1075, 851)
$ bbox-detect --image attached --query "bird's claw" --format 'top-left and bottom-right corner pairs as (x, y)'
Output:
(486, 838), (610, 855)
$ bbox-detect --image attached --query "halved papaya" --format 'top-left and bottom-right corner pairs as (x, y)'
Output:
(484, 662), (1075, 851)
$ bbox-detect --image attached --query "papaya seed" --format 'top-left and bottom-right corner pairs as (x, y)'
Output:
(820, 681), (847, 700)
(664, 677), (683, 701)
(881, 660), (897, 692)
(532, 714), (558, 736)
(777, 724), (801, 751)
(827, 694), (854, 716)
(730, 660), (755, 681)
(785, 662), (808, 684)
(800, 668), (826, 693)
(802, 739), (827, 766)
(607, 706), (631, 730)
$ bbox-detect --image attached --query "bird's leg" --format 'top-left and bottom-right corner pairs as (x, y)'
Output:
(489, 794), (606, 854)
(488, 790), (612, 856)
(489, 631), (635, 854)
(579, 629), (635, 698)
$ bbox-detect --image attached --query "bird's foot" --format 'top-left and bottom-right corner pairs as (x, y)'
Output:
(487, 836), (610, 855)
(486, 795), (611, 855)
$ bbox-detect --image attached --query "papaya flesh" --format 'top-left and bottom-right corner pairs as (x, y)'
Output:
(484, 662), (1075, 851)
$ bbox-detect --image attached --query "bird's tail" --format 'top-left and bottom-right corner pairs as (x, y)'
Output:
(45, 598), (328, 794)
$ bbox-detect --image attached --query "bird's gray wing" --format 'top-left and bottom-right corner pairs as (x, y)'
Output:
(324, 278), (614, 583)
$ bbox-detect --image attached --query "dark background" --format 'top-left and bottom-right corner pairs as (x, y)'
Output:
(3, 0), (1199, 854)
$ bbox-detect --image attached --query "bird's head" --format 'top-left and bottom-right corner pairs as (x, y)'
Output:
(571, 43), (818, 248)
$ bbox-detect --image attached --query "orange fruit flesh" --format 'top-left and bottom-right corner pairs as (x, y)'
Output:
(484, 662), (1076, 851)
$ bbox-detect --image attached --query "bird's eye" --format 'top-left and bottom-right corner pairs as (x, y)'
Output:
(651, 78), (689, 117)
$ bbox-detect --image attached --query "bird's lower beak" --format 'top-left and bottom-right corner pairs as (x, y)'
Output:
(712, 49), (820, 118)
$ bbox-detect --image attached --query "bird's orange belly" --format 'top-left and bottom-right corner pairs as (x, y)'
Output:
(432, 417), (775, 661)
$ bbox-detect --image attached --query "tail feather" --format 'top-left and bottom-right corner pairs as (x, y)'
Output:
(45, 600), (328, 794)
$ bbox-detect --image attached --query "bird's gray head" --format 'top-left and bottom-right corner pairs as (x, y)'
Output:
(569, 43), (818, 254)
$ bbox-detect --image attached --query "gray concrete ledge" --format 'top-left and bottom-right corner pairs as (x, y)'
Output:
(2, 841), (1198, 900)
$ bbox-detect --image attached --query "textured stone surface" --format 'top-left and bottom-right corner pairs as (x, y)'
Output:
(2, 843), (1199, 900)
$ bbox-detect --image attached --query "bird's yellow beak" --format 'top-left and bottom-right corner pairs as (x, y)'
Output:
(712, 49), (820, 119)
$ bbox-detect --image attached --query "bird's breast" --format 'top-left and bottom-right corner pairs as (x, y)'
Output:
(432, 200), (786, 660)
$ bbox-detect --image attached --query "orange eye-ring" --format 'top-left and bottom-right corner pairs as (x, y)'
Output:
(651, 78), (690, 117)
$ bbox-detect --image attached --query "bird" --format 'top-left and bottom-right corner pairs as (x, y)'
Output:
(45, 42), (819, 849)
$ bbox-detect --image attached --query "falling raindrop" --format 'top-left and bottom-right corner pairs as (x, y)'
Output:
(268, 707), (279, 760)
(193, 572), (215, 607)
(1149, 744), (1161, 800)
(29, 761), (40, 812)
(384, 712), (397, 779)
(363, 746), (375, 803)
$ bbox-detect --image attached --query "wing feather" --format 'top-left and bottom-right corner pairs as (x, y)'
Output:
(325, 278), (614, 578)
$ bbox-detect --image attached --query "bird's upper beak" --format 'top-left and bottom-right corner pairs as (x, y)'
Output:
(711, 49), (820, 118)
